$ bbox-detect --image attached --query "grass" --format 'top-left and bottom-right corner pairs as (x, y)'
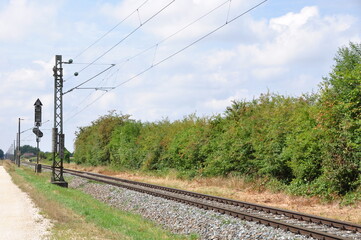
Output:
(3, 161), (194, 240)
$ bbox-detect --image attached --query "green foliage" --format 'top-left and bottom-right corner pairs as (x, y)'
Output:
(318, 42), (361, 194)
(109, 120), (143, 169)
(137, 119), (173, 170)
(0, 149), (3, 159)
(20, 145), (38, 155)
(73, 42), (361, 199)
(164, 115), (209, 171)
(43, 152), (52, 161)
(202, 114), (256, 176)
(74, 111), (130, 166)
(64, 148), (71, 163)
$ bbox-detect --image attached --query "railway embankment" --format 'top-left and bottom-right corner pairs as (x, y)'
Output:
(3, 161), (188, 240)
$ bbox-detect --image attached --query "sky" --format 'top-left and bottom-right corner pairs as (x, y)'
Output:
(0, 0), (360, 154)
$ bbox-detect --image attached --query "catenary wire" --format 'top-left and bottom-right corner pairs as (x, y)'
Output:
(65, 0), (230, 115)
(75, 0), (176, 75)
(115, 0), (268, 88)
(64, 0), (268, 122)
(65, 68), (120, 121)
(73, 0), (149, 60)
(65, 91), (108, 122)
(63, 64), (116, 95)
(64, 0), (175, 94)
(114, 0), (231, 68)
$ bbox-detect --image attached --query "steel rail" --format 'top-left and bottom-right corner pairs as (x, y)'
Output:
(61, 166), (361, 234)
(32, 163), (359, 240)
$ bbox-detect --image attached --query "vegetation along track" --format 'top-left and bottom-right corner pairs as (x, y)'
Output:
(28, 163), (361, 240)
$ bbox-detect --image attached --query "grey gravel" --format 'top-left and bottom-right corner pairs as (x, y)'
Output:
(24, 166), (361, 240)
(81, 175), (361, 239)
(69, 176), (314, 240)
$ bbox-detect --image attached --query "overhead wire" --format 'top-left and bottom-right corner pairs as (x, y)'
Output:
(226, 0), (233, 23)
(64, 0), (177, 117)
(66, 91), (108, 122)
(65, 0), (229, 115)
(63, 64), (116, 94)
(73, 0), (150, 60)
(75, 0), (176, 76)
(65, 68), (120, 122)
(64, 0), (176, 100)
(64, 0), (149, 84)
(114, 0), (231, 68)
(115, 0), (268, 88)
(64, 0), (268, 122)
(65, 0), (230, 121)
(65, 0), (234, 105)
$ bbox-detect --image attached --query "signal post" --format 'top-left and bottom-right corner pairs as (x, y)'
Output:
(33, 98), (43, 173)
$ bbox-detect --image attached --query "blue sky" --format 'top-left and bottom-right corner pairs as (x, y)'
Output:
(0, 0), (360, 153)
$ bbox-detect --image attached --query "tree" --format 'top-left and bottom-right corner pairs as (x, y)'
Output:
(20, 145), (38, 155)
(74, 111), (130, 165)
(64, 148), (71, 163)
(318, 42), (361, 194)
(0, 149), (4, 159)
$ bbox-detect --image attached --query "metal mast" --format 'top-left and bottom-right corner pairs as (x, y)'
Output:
(51, 55), (68, 187)
(17, 119), (20, 167)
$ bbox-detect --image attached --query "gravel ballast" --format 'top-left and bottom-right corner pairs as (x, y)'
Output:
(69, 176), (314, 240)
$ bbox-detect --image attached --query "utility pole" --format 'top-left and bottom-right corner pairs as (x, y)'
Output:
(51, 55), (72, 187)
(17, 118), (23, 167)
(13, 140), (16, 162)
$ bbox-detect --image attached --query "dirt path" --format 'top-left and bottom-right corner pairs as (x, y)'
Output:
(0, 166), (51, 240)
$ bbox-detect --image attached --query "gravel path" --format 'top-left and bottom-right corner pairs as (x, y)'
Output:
(69, 176), (314, 240)
(0, 166), (52, 240)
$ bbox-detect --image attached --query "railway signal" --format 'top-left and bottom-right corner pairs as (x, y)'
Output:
(32, 127), (43, 138)
(34, 98), (42, 127)
(33, 99), (44, 173)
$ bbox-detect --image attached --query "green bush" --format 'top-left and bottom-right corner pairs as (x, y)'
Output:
(74, 111), (129, 166)
(109, 120), (143, 169)
(73, 42), (361, 198)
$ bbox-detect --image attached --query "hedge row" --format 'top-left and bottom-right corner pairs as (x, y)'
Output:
(74, 43), (361, 196)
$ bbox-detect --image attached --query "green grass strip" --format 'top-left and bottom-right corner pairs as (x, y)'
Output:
(14, 166), (193, 240)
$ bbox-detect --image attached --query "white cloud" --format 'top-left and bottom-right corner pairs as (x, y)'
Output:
(0, 60), (51, 94)
(202, 89), (250, 113)
(251, 67), (286, 79)
(0, 1), (360, 153)
(231, 5), (358, 78)
(0, 0), (58, 41)
(204, 49), (237, 69)
(108, 4), (359, 122)
(100, 0), (249, 41)
(270, 6), (319, 31)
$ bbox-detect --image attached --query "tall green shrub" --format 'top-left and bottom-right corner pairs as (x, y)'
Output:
(318, 42), (361, 194)
(109, 120), (143, 169)
(74, 111), (129, 165)
(165, 115), (209, 172)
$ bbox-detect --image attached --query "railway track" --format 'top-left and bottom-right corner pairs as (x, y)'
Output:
(27, 163), (361, 240)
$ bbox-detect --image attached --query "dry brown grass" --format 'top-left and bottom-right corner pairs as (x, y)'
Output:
(65, 163), (361, 225)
